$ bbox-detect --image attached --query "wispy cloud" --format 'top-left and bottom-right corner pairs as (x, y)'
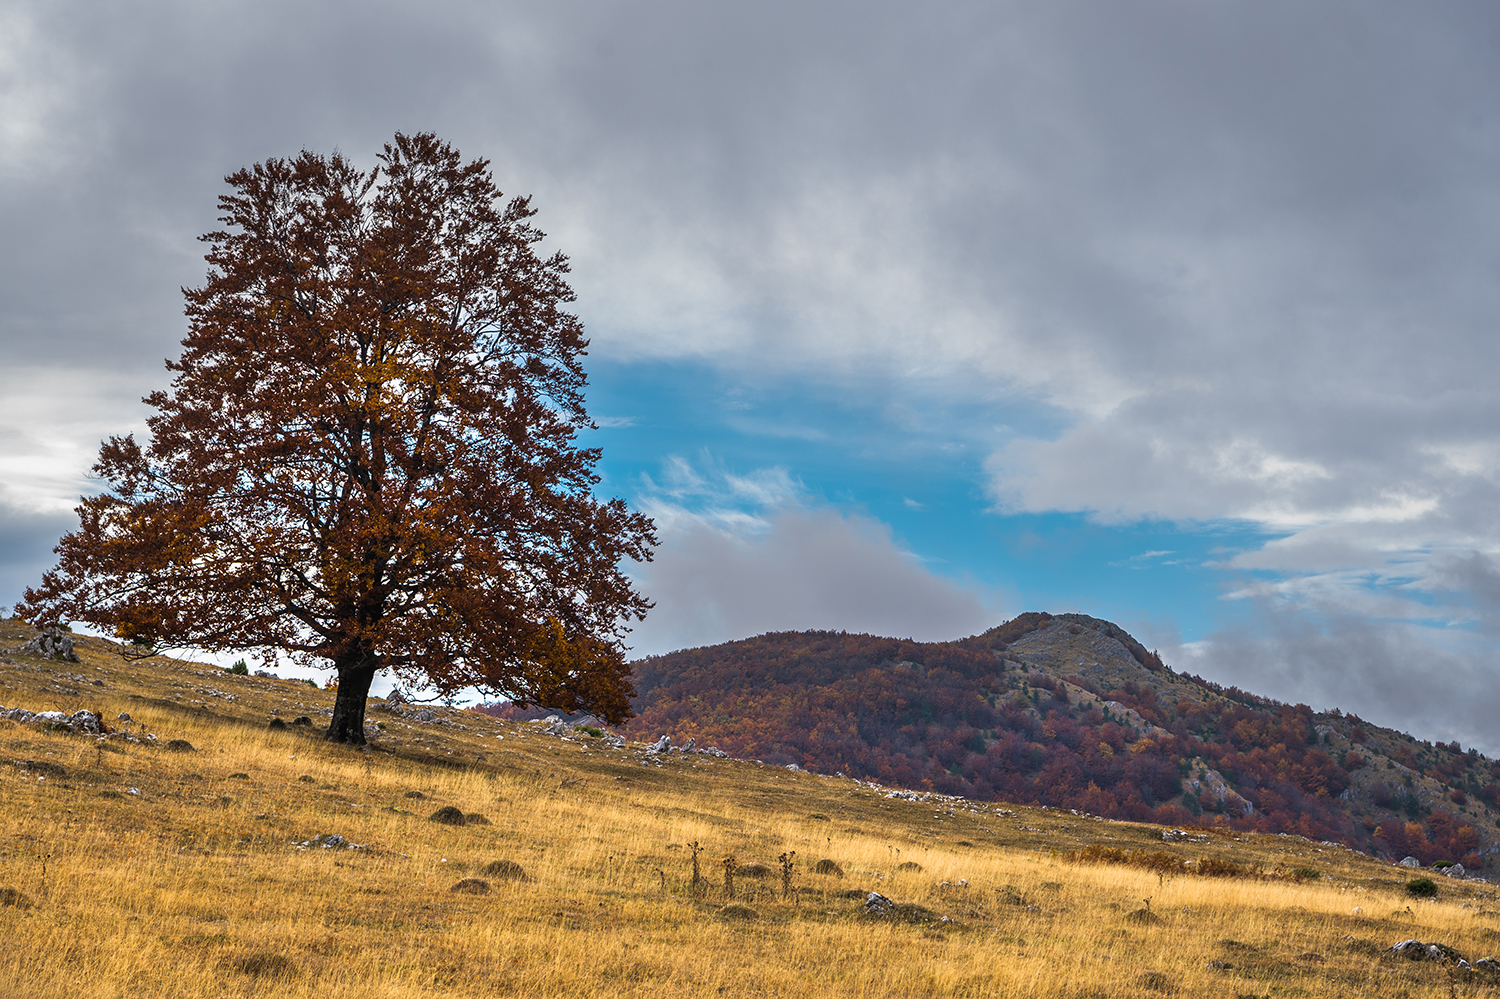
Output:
(592, 415), (637, 428)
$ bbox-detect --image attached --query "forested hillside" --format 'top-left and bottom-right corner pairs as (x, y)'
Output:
(613, 613), (1500, 869)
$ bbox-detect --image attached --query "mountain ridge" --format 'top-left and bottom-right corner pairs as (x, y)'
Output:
(615, 611), (1500, 869)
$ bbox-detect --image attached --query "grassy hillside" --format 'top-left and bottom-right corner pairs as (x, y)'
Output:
(622, 613), (1500, 867)
(4, 621), (1500, 997)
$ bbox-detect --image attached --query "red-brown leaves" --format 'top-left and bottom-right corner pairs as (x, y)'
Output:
(18, 133), (655, 731)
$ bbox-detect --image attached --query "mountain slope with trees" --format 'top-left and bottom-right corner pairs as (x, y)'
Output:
(621, 612), (1500, 869)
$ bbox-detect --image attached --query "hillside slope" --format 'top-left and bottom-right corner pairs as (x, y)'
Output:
(5, 616), (1500, 998)
(623, 612), (1500, 868)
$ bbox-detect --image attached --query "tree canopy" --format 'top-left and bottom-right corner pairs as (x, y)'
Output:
(18, 132), (657, 743)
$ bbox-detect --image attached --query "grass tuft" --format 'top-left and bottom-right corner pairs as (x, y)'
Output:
(481, 860), (528, 881)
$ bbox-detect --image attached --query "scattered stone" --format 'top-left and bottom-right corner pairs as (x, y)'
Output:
(864, 892), (895, 915)
(376, 693), (444, 724)
(18, 626), (79, 662)
(1399, 856), (1422, 868)
(116, 712), (132, 723)
(1206, 960), (1232, 971)
(648, 735), (671, 754)
(450, 878), (491, 894)
(294, 833), (364, 851)
(428, 805), (467, 825)
(895, 861), (924, 873)
(1475, 957), (1500, 973)
(717, 903), (758, 920)
(165, 739), (196, 753)
(0, 887), (33, 909)
(1443, 863), (1468, 879)
(404, 790), (426, 799)
(66, 709), (103, 734)
(481, 859), (528, 881)
(1162, 828), (1208, 843)
(268, 719), (288, 731)
(813, 859), (845, 877)
(297, 775), (315, 783)
(228, 773), (250, 780)
(291, 716), (313, 727)
(1390, 939), (1467, 963)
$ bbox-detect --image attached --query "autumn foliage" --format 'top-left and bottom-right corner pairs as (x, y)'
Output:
(620, 623), (1490, 866)
(18, 133), (656, 742)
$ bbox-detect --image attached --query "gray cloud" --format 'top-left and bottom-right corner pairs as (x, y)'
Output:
(0, 500), (72, 613)
(1176, 599), (1500, 756)
(7, 1), (1500, 694)
(625, 504), (996, 656)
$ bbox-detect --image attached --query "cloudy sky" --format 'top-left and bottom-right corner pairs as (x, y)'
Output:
(5, 1), (1500, 748)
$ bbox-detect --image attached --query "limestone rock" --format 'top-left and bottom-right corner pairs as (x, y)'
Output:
(296, 832), (364, 850)
(1398, 856), (1422, 868)
(66, 709), (102, 734)
(19, 626), (78, 662)
(1391, 939), (1466, 963)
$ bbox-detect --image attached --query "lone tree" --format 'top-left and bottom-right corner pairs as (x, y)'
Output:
(17, 133), (657, 743)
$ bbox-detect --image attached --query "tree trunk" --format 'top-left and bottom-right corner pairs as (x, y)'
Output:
(326, 659), (378, 744)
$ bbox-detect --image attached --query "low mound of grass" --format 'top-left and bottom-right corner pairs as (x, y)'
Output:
(481, 860), (528, 881)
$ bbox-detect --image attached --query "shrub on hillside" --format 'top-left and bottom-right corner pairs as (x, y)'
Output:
(1405, 877), (1439, 898)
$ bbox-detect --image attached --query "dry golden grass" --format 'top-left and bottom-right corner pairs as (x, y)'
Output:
(3, 624), (1500, 997)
